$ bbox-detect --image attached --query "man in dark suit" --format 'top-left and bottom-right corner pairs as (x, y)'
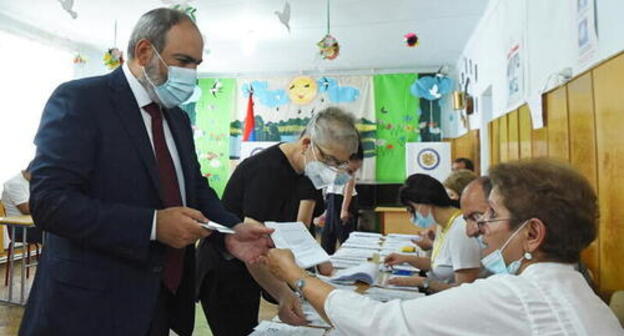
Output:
(19, 8), (272, 336)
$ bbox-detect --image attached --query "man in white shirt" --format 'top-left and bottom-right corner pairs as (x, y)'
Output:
(1, 166), (42, 245)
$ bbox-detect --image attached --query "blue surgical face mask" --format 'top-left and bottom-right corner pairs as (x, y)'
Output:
(333, 171), (351, 186)
(411, 207), (435, 229)
(143, 45), (197, 108)
(480, 221), (528, 275)
(475, 235), (487, 249)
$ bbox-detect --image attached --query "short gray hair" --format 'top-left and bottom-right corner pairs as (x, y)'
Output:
(304, 107), (359, 154)
(127, 8), (198, 59)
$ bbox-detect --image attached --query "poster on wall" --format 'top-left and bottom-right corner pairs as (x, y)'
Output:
(374, 73), (420, 183)
(405, 142), (451, 183)
(231, 75), (377, 180)
(576, 0), (598, 68)
(506, 43), (524, 108)
(189, 78), (236, 197)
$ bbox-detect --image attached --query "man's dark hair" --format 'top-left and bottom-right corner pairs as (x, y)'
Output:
(127, 8), (199, 59)
(454, 157), (474, 171)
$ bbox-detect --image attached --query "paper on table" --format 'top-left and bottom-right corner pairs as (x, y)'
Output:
(363, 287), (425, 302)
(266, 222), (330, 269)
(330, 262), (380, 285)
(250, 321), (326, 336)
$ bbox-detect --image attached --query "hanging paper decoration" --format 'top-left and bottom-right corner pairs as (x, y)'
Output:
(162, 0), (197, 21)
(317, 35), (340, 60)
(317, 0), (340, 60)
(404, 33), (419, 47)
(73, 53), (87, 64)
(58, 0), (78, 19)
(103, 48), (124, 70)
(410, 75), (453, 101)
(274, 2), (291, 32)
(103, 20), (124, 70)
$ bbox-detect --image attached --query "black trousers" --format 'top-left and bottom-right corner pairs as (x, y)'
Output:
(321, 194), (358, 255)
(147, 286), (176, 336)
(199, 257), (261, 336)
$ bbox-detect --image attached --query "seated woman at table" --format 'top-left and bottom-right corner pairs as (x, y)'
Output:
(383, 173), (482, 293)
(262, 159), (623, 335)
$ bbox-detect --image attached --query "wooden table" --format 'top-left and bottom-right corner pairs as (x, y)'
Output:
(374, 207), (421, 235)
(0, 215), (36, 305)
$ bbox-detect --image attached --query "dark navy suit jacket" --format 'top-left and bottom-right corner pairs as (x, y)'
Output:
(19, 67), (239, 336)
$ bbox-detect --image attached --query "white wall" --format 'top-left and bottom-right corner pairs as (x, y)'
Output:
(448, 0), (624, 140)
(0, 15), (106, 194)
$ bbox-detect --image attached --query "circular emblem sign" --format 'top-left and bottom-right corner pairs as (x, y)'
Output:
(417, 148), (440, 171)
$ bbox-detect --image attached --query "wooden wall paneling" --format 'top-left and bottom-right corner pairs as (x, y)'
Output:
(567, 72), (600, 285)
(593, 53), (624, 297)
(507, 109), (520, 161)
(451, 130), (480, 174)
(518, 105), (532, 159)
(490, 119), (500, 165)
(531, 126), (548, 158)
(546, 86), (570, 161)
(499, 114), (509, 162)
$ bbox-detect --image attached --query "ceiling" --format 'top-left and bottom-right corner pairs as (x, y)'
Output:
(0, 0), (490, 75)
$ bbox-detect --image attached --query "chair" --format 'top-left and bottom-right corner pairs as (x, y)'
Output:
(0, 202), (41, 286)
(610, 290), (624, 328)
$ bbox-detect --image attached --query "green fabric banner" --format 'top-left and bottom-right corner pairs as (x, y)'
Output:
(191, 78), (235, 197)
(373, 74), (420, 182)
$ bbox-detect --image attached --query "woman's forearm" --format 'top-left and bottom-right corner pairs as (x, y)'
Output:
(285, 270), (336, 324)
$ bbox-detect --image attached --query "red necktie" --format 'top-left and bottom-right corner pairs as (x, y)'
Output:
(144, 103), (184, 293)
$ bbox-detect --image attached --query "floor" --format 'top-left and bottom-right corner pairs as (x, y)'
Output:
(0, 262), (278, 336)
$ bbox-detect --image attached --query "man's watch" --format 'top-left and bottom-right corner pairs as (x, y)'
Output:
(421, 278), (430, 290)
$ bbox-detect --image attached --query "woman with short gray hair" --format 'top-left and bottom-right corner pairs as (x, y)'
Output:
(196, 107), (359, 335)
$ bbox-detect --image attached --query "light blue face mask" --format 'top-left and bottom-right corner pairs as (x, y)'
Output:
(480, 221), (528, 275)
(144, 45), (197, 108)
(411, 207), (436, 229)
(333, 172), (351, 186)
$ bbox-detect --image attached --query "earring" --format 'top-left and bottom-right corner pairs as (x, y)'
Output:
(524, 252), (533, 260)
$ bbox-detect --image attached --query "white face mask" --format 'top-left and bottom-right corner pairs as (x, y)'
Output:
(480, 221), (528, 275)
(303, 143), (337, 189)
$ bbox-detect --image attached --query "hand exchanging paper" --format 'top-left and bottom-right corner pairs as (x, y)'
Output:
(261, 248), (304, 283)
(225, 218), (274, 263)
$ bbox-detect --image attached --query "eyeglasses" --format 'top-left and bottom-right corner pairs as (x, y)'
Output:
(462, 212), (484, 223)
(475, 207), (513, 229)
(313, 144), (350, 170)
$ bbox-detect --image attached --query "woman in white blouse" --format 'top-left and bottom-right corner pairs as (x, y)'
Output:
(384, 173), (482, 293)
(262, 159), (624, 335)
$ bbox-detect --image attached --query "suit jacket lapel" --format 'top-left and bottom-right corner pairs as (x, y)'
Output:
(107, 68), (163, 200)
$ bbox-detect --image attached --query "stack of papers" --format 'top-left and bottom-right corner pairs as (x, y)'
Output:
(250, 321), (326, 336)
(362, 287), (426, 302)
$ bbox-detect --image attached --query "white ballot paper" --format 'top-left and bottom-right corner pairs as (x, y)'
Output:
(250, 321), (326, 336)
(200, 221), (235, 234)
(266, 222), (330, 269)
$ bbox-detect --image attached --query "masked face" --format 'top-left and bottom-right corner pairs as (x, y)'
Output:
(303, 143), (339, 189)
(410, 204), (436, 229)
(142, 44), (197, 108)
(480, 221), (528, 275)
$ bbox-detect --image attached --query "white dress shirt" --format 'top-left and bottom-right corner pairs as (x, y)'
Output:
(325, 262), (624, 335)
(428, 216), (482, 283)
(1, 173), (30, 248)
(122, 64), (187, 240)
